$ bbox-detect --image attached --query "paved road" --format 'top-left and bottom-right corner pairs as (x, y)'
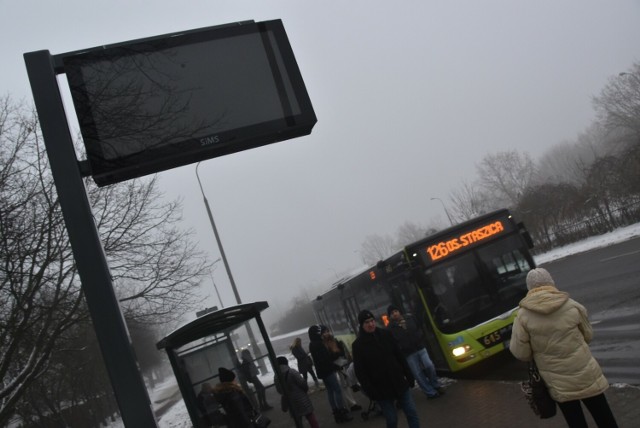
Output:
(263, 379), (640, 428)
(540, 236), (640, 385)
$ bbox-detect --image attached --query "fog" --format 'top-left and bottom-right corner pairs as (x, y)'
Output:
(2, 0), (639, 326)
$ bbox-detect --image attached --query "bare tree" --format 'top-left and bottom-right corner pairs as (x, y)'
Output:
(88, 177), (210, 324)
(593, 62), (640, 143)
(533, 132), (603, 187)
(396, 221), (429, 246)
(448, 179), (492, 222)
(0, 96), (211, 425)
(359, 233), (397, 265)
(476, 150), (535, 209)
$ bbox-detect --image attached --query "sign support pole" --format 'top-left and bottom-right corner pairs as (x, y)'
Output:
(24, 50), (158, 427)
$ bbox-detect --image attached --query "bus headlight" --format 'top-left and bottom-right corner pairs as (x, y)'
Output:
(452, 345), (471, 357)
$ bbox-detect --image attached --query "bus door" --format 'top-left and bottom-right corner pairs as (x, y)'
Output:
(389, 272), (448, 372)
(342, 295), (360, 335)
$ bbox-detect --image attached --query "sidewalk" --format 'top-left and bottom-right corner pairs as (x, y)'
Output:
(265, 379), (640, 428)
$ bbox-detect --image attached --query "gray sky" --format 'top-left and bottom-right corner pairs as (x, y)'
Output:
(2, 1), (640, 323)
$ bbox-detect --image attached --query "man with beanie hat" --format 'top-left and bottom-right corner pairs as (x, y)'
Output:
(387, 305), (444, 399)
(510, 268), (619, 427)
(353, 310), (420, 428)
(213, 367), (254, 427)
(308, 325), (353, 423)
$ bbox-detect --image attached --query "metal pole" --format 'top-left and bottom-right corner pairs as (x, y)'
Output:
(431, 197), (454, 226)
(210, 257), (224, 308)
(24, 50), (157, 427)
(196, 163), (243, 304)
(195, 163), (266, 371)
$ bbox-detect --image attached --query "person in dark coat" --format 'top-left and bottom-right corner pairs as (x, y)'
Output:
(274, 356), (319, 428)
(197, 382), (225, 426)
(212, 367), (254, 428)
(308, 324), (353, 423)
(387, 304), (444, 399)
(290, 337), (320, 388)
(239, 349), (273, 411)
(352, 310), (420, 428)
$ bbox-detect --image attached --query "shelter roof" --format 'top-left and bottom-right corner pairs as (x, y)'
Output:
(156, 301), (268, 350)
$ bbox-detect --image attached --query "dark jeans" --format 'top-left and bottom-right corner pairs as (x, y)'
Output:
(377, 388), (420, 428)
(300, 363), (319, 383)
(558, 392), (618, 428)
(322, 371), (346, 412)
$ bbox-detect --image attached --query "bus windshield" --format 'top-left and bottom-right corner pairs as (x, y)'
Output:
(420, 234), (531, 334)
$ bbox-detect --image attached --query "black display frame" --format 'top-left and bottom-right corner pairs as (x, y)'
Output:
(58, 20), (316, 186)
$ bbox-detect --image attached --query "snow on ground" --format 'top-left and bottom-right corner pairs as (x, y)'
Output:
(107, 222), (640, 427)
(533, 222), (640, 265)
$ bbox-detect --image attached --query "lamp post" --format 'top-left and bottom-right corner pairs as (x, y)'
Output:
(195, 162), (243, 305)
(195, 162), (265, 371)
(431, 197), (454, 226)
(210, 257), (223, 308)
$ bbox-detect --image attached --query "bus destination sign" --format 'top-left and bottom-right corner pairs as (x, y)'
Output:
(426, 220), (506, 262)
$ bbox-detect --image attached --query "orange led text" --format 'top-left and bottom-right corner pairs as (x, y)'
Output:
(426, 221), (504, 261)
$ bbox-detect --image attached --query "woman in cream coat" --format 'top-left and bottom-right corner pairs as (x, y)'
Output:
(510, 268), (618, 427)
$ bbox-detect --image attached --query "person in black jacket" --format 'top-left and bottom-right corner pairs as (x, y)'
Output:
(212, 367), (254, 428)
(308, 324), (353, 423)
(290, 337), (320, 388)
(352, 310), (420, 428)
(238, 349), (273, 411)
(387, 305), (444, 399)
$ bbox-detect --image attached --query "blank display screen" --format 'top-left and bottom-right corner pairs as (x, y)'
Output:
(61, 20), (315, 185)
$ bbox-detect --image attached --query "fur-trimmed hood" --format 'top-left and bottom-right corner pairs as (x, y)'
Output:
(212, 381), (244, 397)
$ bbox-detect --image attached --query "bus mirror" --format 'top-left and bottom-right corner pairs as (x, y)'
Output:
(518, 222), (534, 249)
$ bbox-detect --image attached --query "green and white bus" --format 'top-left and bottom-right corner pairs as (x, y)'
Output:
(313, 209), (535, 373)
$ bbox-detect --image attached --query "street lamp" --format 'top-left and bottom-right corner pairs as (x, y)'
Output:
(195, 162), (265, 370)
(195, 162), (243, 305)
(210, 257), (223, 308)
(431, 197), (454, 226)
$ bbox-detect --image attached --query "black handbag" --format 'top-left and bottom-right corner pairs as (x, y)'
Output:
(521, 361), (557, 419)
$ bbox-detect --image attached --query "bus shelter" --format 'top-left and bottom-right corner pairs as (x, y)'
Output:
(156, 302), (297, 427)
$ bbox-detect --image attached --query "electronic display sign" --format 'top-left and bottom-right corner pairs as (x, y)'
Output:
(426, 220), (506, 261)
(410, 213), (516, 267)
(60, 20), (316, 186)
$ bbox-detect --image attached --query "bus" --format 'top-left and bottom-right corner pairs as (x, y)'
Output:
(312, 209), (535, 373)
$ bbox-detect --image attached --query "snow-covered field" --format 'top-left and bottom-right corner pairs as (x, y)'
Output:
(109, 223), (640, 427)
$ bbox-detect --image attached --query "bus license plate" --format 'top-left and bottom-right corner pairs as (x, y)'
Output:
(480, 325), (512, 348)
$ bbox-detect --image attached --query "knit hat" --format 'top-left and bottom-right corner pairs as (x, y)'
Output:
(308, 325), (322, 341)
(358, 310), (375, 327)
(218, 367), (235, 382)
(387, 304), (400, 316)
(276, 356), (289, 366)
(526, 268), (555, 290)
